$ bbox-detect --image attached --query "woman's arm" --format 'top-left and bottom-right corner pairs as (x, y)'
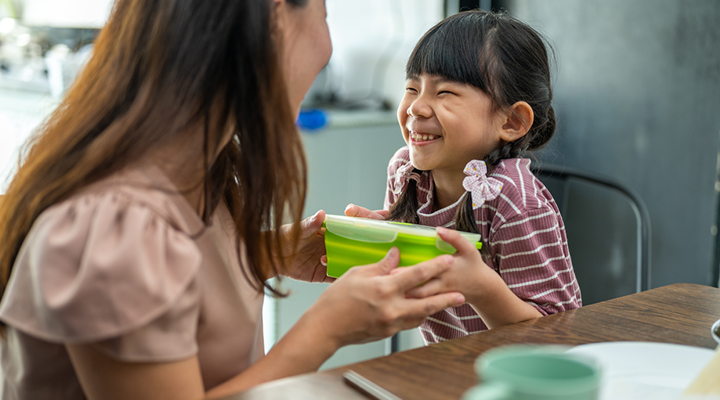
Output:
(67, 248), (465, 400)
(66, 346), (205, 400)
(208, 247), (463, 397)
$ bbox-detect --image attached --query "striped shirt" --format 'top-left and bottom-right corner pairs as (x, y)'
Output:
(384, 147), (582, 344)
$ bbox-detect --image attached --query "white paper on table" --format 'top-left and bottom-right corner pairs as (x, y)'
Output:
(566, 342), (717, 400)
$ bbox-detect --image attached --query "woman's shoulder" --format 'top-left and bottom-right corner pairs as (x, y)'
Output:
(0, 165), (204, 343)
(61, 165), (205, 236)
(32, 167), (203, 251)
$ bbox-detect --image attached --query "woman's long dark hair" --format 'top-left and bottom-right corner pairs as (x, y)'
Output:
(0, 0), (310, 303)
(387, 10), (556, 238)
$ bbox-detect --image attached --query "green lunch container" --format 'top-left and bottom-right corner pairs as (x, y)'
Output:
(323, 214), (483, 278)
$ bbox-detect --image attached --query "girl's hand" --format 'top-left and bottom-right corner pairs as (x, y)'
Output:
(277, 210), (334, 283)
(406, 227), (499, 306)
(406, 227), (542, 329)
(304, 247), (466, 348)
(344, 204), (388, 220)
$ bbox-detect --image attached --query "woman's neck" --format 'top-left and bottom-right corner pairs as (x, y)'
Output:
(431, 168), (467, 211)
(151, 139), (207, 215)
(148, 122), (233, 217)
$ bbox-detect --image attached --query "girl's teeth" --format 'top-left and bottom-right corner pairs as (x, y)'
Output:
(413, 132), (437, 142)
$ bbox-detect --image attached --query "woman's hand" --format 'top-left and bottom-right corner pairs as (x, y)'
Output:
(302, 247), (465, 348)
(276, 210), (333, 283)
(405, 227), (542, 329)
(344, 204), (388, 220)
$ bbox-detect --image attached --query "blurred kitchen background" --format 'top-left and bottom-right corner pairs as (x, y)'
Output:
(1, 0), (719, 369)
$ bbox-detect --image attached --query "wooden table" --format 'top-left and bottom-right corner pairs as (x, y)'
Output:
(222, 283), (720, 400)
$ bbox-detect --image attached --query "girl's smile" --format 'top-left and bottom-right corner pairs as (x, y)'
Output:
(409, 131), (441, 143)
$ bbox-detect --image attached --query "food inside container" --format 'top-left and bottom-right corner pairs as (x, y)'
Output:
(323, 214), (482, 278)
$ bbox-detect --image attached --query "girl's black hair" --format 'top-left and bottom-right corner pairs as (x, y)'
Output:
(387, 10), (556, 244)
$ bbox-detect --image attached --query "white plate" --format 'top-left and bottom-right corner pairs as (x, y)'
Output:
(566, 342), (715, 400)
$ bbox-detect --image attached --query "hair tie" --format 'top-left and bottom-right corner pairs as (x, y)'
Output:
(393, 162), (422, 195)
(462, 160), (503, 209)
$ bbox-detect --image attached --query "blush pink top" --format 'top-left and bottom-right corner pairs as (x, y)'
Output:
(0, 165), (265, 399)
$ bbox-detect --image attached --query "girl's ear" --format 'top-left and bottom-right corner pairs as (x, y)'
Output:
(499, 101), (534, 142)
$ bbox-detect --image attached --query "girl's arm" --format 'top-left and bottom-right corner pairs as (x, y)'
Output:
(67, 248), (465, 400)
(346, 203), (541, 327)
(406, 227), (541, 329)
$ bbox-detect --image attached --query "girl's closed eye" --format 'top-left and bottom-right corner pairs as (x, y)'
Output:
(436, 82), (465, 96)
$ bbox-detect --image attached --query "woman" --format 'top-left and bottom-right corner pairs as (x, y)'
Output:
(0, 0), (465, 399)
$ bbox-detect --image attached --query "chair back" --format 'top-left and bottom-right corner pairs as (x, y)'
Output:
(534, 165), (651, 305)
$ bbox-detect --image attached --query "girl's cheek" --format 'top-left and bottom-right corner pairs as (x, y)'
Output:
(397, 100), (406, 115)
(398, 99), (411, 113)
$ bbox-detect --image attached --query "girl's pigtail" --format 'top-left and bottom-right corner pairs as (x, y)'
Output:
(454, 193), (479, 234)
(385, 178), (420, 224)
(527, 105), (556, 151)
(453, 193), (490, 257)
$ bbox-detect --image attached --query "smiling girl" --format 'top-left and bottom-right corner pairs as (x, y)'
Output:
(348, 10), (581, 343)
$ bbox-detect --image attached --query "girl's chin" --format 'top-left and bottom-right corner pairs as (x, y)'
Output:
(408, 156), (431, 172)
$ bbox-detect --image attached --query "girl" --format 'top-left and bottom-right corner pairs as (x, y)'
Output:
(0, 0), (464, 399)
(348, 10), (581, 344)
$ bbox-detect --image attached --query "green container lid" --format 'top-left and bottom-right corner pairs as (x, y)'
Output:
(323, 215), (482, 278)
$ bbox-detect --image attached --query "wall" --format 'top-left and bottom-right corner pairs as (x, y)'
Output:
(320, 0), (444, 109)
(502, 0), (720, 287)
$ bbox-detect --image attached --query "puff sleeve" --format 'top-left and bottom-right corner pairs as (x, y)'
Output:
(0, 191), (203, 362)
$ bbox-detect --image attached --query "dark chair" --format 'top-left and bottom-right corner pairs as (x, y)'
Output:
(533, 164), (651, 305)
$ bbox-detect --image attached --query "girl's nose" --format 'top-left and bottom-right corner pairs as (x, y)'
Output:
(407, 96), (433, 118)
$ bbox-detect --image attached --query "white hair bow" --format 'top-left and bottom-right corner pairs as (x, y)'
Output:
(462, 160), (503, 209)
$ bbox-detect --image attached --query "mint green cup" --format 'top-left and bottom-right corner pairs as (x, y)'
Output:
(462, 346), (600, 400)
